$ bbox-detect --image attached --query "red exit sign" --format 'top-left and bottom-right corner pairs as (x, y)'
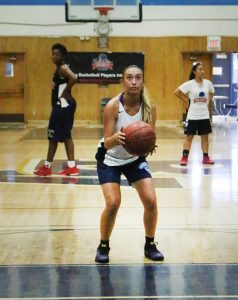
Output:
(207, 36), (221, 51)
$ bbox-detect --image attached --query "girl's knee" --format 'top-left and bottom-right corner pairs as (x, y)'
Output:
(105, 197), (121, 213)
(143, 196), (157, 211)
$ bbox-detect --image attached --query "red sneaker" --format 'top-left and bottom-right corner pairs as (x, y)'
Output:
(202, 156), (215, 165)
(58, 166), (79, 176)
(34, 165), (52, 176)
(180, 156), (188, 166)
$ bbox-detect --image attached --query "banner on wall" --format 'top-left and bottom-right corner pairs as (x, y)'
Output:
(67, 52), (144, 84)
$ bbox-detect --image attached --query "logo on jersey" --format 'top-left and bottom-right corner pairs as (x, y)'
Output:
(139, 162), (151, 175)
(92, 54), (113, 71)
(193, 91), (207, 104)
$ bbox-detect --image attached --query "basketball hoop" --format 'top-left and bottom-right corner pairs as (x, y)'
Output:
(94, 6), (113, 17)
(65, 0), (142, 23)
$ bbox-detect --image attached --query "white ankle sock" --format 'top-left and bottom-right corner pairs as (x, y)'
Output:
(67, 161), (75, 168)
(44, 161), (51, 168)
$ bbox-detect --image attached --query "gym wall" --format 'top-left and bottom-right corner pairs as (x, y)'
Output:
(1, 36), (238, 122)
(1, 1), (238, 122)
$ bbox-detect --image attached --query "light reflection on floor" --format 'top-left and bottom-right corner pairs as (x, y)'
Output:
(0, 117), (237, 298)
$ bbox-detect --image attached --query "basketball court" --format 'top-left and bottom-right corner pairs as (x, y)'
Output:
(0, 117), (238, 298)
(0, 0), (238, 298)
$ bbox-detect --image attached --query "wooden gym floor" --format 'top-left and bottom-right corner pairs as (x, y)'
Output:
(0, 118), (237, 299)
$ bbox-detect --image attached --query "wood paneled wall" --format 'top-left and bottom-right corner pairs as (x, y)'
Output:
(1, 36), (238, 122)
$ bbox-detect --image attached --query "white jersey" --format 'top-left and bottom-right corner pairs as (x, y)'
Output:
(97, 95), (142, 167)
(179, 79), (215, 120)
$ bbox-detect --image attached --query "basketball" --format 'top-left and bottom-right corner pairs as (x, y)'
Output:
(122, 121), (156, 156)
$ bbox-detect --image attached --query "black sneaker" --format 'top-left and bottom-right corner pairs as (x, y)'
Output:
(95, 244), (110, 263)
(144, 242), (164, 261)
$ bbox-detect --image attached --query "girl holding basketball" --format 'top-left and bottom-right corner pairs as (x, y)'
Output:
(174, 62), (215, 166)
(95, 65), (164, 263)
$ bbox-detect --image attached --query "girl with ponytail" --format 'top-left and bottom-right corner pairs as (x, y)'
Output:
(94, 65), (164, 264)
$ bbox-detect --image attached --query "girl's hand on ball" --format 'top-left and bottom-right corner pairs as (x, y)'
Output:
(114, 131), (125, 146)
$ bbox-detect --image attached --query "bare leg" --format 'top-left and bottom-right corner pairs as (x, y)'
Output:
(134, 178), (164, 261)
(46, 140), (58, 162)
(134, 178), (158, 237)
(64, 138), (74, 161)
(201, 134), (214, 164)
(100, 183), (121, 240)
(95, 182), (121, 263)
(201, 134), (209, 153)
(183, 134), (194, 151)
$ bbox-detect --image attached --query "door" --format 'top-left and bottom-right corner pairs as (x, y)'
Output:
(182, 53), (213, 120)
(212, 53), (231, 116)
(0, 53), (25, 122)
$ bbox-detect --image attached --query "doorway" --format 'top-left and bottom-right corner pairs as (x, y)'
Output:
(212, 52), (238, 117)
(0, 53), (25, 122)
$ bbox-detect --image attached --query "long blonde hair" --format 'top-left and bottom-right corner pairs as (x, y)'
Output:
(141, 86), (152, 124)
(122, 65), (153, 124)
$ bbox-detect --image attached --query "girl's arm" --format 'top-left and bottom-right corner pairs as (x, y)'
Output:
(103, 98), (126, 149)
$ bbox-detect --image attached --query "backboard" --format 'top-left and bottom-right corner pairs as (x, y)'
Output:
(65, 0), (142, 22)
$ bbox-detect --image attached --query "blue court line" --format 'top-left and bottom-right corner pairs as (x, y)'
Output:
(1, 0), (238, 5)
(0, 264), (237, 298)
(0, 262), (237, 266)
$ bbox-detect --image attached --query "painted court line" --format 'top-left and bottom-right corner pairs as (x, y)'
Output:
(1, 295), (238, 300)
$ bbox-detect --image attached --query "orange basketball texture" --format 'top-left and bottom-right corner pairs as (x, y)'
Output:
(123, 121), (156, 156)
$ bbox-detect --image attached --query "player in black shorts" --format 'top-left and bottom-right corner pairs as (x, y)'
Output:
(174, 62), (215, 166)
(34, 43), (79, 176)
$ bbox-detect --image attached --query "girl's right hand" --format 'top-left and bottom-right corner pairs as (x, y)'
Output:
(114, 130), (125, 146)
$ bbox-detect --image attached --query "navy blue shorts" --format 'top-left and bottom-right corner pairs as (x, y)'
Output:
(48, 98), (76, 143)
(97, 157), (152, 185)
(184, 119), (212, 135)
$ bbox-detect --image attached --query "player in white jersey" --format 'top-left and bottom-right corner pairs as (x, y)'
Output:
(95, 65), (164, 263)
(174, 62), (215, 166)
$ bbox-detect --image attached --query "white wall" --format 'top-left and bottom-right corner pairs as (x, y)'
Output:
(0, 5), (238, 37)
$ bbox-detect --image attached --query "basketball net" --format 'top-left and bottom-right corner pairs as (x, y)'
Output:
(94, 7), (113, 23)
